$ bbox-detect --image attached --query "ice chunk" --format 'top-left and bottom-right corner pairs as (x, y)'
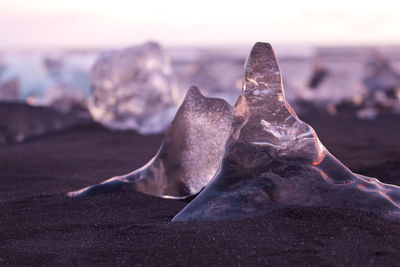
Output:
(68, 87), (233, 199)
(41, 85), (89, 117)
(0, 52), (96, 107)
(0, 102), (91, 145)
(356, 50), (400, 119)
(173, 43), (400, 221)
(0, 78), (19, 101)
(362, 50), (400, 97)
(89, 42), (180, 134)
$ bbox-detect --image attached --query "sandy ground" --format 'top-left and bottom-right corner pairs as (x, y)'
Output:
(0, 109), (399, 266)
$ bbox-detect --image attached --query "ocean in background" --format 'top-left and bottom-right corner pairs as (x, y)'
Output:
(1, 44), (400, 106)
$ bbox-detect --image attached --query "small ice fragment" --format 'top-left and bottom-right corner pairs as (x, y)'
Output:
(0, 78), (19, 101)
(68, 87), (233, 199)
(89, 42), (180, 134)
(172, 42), (400, 221)
(357, 107), (379, 120)
(0, 103), (91, 145)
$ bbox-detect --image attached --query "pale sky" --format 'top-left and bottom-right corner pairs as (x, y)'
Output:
(1, 0), (400, 49)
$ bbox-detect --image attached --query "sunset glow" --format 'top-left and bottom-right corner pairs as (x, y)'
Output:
(1, 0), (400, 48)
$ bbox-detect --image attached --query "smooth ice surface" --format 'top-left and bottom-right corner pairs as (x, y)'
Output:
(89, 42), (180, 134)
(173, 42), (400, 221)
(69, 87), (233, 199)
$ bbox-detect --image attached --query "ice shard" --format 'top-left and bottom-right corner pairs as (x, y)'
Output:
(68, 87), (233, 199)
(172, 42), (400, 221)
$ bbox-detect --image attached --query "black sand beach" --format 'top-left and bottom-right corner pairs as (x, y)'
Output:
(1, 110), (400, 266)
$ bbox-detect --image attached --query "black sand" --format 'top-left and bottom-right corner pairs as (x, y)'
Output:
(0, 111), (399, 266)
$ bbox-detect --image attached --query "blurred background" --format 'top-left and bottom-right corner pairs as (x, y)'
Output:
(1, 0), (400, 142)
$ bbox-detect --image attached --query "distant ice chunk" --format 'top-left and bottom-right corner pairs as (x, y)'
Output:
(68, 87), (233, 199)
(356, 50), (400, 119)
(172, 52), (243, 105)
(0, 102), (91, 145)
(0, 52), (96, 110)
(41, 85), (89, 117)
(362, 50), (400, 96)
(89, 42), (180, 134)
(0, 78), (19, 101)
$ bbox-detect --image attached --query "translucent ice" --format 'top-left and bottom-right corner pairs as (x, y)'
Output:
(173, 43), (400, 221)
(0, 102), (91, 145)
(362, 50), (400, 97)
(0, 52), (95, 103)
(41, 85), (88, 116)
(68, 87), (233, 199)
(89, 42), (180, 134)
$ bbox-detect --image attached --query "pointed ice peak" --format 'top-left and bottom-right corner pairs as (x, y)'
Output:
(232, 42), (316, 162)
(243, 42), (283, 95)
(185, 86), (202, 99)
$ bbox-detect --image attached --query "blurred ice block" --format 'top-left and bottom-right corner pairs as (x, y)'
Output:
(89, 42), (180, 134)
(362, 49), (400, 98)
(0, 78), (19, 101)
(42, 85), (88, 117)
(0, 102), (91, 145)
(0, 51), (96, 108)
(357, 50), (400, 119)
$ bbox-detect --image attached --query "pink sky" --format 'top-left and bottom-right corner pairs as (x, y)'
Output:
(1, 0), (400, 49)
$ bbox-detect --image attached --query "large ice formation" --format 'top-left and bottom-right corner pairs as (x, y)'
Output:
(89, 42), (180, 134)
(173, 42), (400, 221)
(68, 87), (233, 199)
